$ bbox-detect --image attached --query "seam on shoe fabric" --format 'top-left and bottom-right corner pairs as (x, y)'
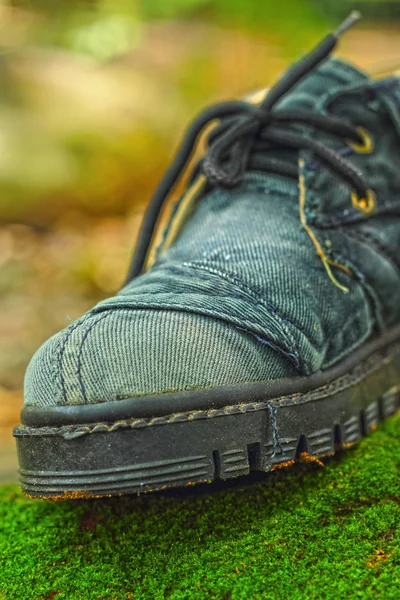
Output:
(338, 227), (400, 274)
(58, 318), (89, 405)
(329, 248), (385, 332)
(236, 327), (299, 369)
(299, 159), (351, 294)
(51, 331), (64, 404)
(77, 312), (112, 404)
(309, 231), (377, 367)
(182, 261), (304, 373)
(322, 304), (374, 369)
(332, 228), (400, 325)
(182, 263), (301, 330)
(184, 260), (300, 323)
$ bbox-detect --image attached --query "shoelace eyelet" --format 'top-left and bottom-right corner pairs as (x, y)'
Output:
(347, 127), (374, 154)
(351, 188), (376, 216)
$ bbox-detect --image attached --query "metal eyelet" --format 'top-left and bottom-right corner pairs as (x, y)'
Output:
(347, 127), (374, 154)
(351, 188), (376, 216)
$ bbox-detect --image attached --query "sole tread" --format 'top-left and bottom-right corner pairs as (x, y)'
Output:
(14, 363), (400, 499)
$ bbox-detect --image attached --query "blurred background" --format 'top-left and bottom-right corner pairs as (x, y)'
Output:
(1, 0), (400, 481)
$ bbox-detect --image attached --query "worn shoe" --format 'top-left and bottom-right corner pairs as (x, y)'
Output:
(15, 15), (400, 499)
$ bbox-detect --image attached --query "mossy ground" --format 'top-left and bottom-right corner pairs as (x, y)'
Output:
(1, 416), (400, 600)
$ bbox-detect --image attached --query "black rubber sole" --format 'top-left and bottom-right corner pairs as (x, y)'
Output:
(14, 332), (400, 500)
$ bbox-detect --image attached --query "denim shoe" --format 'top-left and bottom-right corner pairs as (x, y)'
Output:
(15, 14), (400, 499)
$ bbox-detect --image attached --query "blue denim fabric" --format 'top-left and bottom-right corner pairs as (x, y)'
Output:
(24, 58), (400, 407)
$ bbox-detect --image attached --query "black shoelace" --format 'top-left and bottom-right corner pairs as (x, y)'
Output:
(125, 12), (370, 283)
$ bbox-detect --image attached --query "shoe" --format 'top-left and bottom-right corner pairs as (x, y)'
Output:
(15, 14), (400, 499)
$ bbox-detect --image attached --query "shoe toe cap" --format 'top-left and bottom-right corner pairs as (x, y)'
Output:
(24, 309), (297, 407)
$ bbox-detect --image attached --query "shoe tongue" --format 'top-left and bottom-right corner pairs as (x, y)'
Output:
(148, 59), (369, 267)
(275, 57), (368, 110)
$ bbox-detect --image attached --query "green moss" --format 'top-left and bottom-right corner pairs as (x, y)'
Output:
(2, 416), (400, 599)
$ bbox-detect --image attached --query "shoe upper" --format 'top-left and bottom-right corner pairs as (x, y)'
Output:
(24, 56), (400, 407)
